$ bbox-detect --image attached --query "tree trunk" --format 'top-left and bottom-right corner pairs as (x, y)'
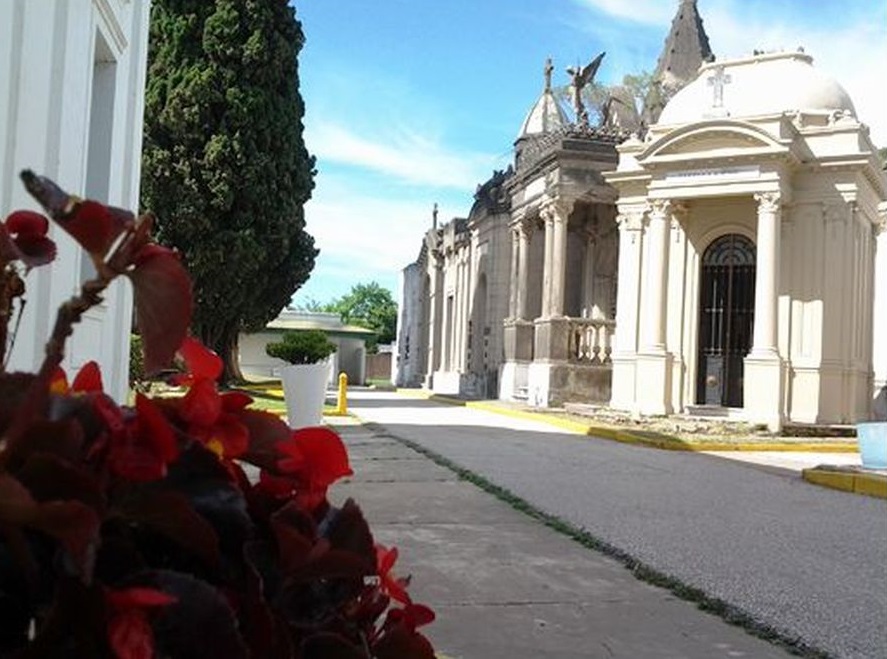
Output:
(198, 323), (243, 387)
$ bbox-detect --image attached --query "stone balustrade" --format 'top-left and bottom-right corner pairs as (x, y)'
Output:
(567, 318), (615, 364)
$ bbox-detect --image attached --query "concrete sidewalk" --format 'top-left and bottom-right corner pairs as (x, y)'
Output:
(328, 418), (796, 659)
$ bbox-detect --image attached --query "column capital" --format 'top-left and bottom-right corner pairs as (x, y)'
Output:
(876, 201), (887, 235)
(616, 210), (645, 232)
(754, 191), (782, 214)
(540, 197), (572, 224)
(646, 198), (673, 221)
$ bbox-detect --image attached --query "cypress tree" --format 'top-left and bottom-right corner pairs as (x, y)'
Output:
(141, 0), (317, 383)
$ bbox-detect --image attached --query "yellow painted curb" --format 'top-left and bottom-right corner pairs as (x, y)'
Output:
(396, 392), (858, 454)
(802, 467), (887, 499)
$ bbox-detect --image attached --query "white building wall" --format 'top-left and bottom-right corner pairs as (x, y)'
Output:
(1, 0), (151, 401)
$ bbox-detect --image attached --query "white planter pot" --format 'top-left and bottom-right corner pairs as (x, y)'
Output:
(280, 361), (331, 429)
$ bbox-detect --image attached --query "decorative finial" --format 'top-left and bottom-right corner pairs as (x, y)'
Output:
(432, 203), (438, 230)
(543, 57), (553, 92)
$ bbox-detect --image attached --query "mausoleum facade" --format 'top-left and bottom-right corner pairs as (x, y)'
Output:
(394, 0), (886, 430)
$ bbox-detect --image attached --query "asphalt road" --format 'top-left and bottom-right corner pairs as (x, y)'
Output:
(346, 390), (887, 659)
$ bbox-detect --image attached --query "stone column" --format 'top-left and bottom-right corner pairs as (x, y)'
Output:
(549, 202), (569, 317)
(871, 203), (887, 417)
(508, 225), (520, 318)
(641, 199), (672, 353)
(744, 191), (784, 432)
(425, 251), (443, 388)
(541, 209), (554, 317)
(635, 200), (673, 416)
(610, 210), (646, 412)
(516, 219), (531, 320)
(750, 192), (781, 357)
(582, 229), (596, 318)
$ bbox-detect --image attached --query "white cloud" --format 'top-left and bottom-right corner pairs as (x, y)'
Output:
(308, 121), (502, 190)
(569, 0), (675, 25)
(703, 5), (887, 145)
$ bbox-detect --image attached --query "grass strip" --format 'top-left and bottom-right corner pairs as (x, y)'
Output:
(363, 422), (830, 659)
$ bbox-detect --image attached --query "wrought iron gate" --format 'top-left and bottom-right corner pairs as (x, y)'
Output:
(696, 234), (756, 407)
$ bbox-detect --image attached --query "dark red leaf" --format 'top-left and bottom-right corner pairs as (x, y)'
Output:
(239, 409), (291, 471)
(135, 393), (178, 464)
(177, 336), (223, 381)
(131, 570), (250, 659)
(325, 500), (375, 572)
(71, 361), (103, 393)
(0, 473), (100, 579)
(373, 626), (436, 659)
(17, 452), (107, 512)
(117, 489), (221, 569)
(128, 246), (193, 374)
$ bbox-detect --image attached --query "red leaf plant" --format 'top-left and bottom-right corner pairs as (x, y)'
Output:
(0, 173), (435, 658)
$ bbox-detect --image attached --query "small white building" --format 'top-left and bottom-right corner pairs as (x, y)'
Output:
(1, 0), (152, 401)
(239, 310), (376, 386)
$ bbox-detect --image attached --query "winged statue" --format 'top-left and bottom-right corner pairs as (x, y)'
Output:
(566, 51), (605, 127)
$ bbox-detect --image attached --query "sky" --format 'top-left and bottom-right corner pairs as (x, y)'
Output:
(290, 0), (887, 308)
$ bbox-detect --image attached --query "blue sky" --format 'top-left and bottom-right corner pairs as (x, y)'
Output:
(291, 0), (887, 308)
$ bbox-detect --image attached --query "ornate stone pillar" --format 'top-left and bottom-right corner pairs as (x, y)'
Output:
(641, 199), (671, 354)
(581, 229), (596, 318)
(425, 250), (443, 388)
(750, 192), (781, 357)
(744, 191), (784, 432)
(609, 209), (646, 413)
(516, 218), (531, 320)
(635, 200), (674, 416)
(547, 201), (569, 317)
(541, 208), (554, 317)
(508, 225), (520, 318)
(871, 202), (887, 417)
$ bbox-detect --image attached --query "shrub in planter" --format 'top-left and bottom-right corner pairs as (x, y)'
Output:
(267, 331), (337, 429)
(0, 172), (435, 658)
(266, 330), (336, 366)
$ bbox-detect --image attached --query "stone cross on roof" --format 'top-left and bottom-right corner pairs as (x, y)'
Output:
(544, 57), (553, 92)
(707, 66), (731, 108)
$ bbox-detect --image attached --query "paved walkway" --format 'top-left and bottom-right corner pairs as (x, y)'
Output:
(335, 391), (887, 659)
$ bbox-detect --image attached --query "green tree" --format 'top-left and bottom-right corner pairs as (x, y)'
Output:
(557, 71), (652, 128)
(141, 0), (316, 384)
(328, 283), (398, 352)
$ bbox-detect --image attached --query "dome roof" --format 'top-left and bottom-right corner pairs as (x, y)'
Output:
(518, 89), (569, 138)
(658, 51), (856, 125)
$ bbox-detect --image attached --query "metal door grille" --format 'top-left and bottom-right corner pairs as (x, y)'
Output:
(697, 234), (755, 407)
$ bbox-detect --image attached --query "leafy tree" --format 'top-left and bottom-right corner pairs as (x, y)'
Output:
(141, 0), (317, 384)
(556, 71), (652, 129)
(327, 283), (398, 351)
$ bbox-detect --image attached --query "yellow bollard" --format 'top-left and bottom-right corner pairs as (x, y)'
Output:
(336, 372), (348, 415)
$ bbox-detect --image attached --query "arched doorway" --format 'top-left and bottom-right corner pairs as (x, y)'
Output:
(696, 234), (756, 407)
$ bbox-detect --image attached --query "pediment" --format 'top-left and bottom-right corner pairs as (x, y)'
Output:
(640, 121), (787, 162)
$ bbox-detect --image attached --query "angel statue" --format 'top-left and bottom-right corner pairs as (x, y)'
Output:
(566, 51), (605, 127)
